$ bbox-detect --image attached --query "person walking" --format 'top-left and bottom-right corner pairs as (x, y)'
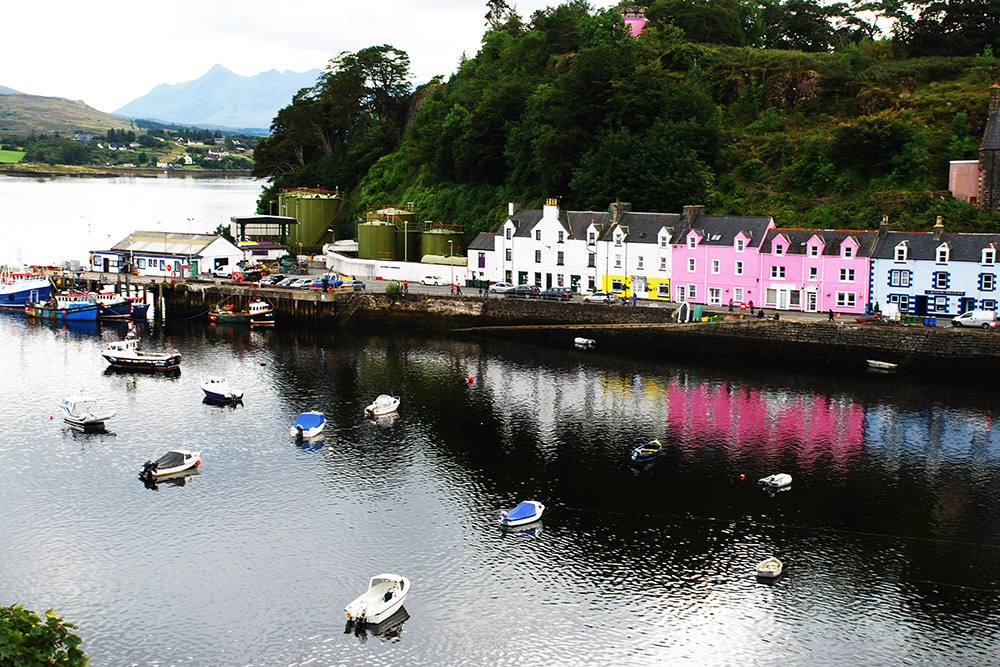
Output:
(828, 308), (835, 321)
(749, 300), (755, 315)
(450, 284), (455, 295)
(728, 298), (734, 313)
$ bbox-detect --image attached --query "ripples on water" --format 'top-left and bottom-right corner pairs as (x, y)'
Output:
(2, 313), (1000, 665)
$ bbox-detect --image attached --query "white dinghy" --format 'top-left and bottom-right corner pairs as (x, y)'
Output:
(60, 390), (116, 430)
(756, 556), (783, 579)
(344, 573), (410, 626)
(758, 473), (792, 490)
(364, 394), (400, 418)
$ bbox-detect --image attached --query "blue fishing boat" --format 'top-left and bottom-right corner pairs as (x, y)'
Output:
(25, 292), (99, 321)
(93, 292), (133, 319)
(0, 268), (51, 308)
(630, 439), (662, 464)
(125, 296), (150, 318)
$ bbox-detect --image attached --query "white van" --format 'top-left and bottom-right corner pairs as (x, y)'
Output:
(951, 309), (997, 329)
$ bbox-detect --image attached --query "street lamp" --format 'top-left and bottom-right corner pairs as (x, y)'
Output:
(404, 220), (408, 263)
(449, 240), (454, 287)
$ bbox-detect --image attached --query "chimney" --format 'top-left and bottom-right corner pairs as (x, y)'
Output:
(609, 200), (631, 226)
(991, 83), (1000, 116)
(683, 205), (705, 228)
(878, 215), (889, 239)
(508, 201), (520, 217)
(933, 215), (945, 240)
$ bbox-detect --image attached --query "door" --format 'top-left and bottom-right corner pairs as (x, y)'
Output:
(778, 290), (789, 310)
(960, 297), (975, 313)
(914, 295), (928, 316)
(103, 257), (109, 272)
(806, 291), (817, 312)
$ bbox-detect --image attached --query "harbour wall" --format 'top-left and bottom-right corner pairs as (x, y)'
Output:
(159, 285), (1000, 375)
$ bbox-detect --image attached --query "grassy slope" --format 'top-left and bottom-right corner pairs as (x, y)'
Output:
(0, 94), (132, 135)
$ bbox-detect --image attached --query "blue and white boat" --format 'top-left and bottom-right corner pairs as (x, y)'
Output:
(201, 376), (243, 404)
(499, 500), (545, 527)
(291, 411), (325, 439)
(125, 296), (150, 318)
(630, 439), (662, 464)
(0, 268), (51, 309)
(93, 292), (133, 319)
(25, 292), (99, 321)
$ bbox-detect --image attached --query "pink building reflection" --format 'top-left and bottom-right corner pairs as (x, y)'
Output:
(664, 378), (865, 470)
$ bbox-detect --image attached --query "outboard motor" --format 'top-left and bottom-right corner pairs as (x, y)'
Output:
(139, 459), (158, 482)
(295, 425), (304, 443)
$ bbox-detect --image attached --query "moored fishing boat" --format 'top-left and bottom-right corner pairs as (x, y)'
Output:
(102, 323), (181, 372)
(125, 296), (150, 318)
(208, 298), (275, 326)
(0, 267), (51, 308)
(25, 293), (99, 321)
(201, 376), (243, 403)
(92, 292), (133, 319)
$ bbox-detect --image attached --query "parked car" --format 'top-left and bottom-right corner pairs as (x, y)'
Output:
(277, 277), (299, 287)
(421, 275), (445, 286)
(341, 279), (366, 291)
(541, 287), (573, 301)
(288, 277), (314, 289)
(583, 291), (615, 304)
(488, 282), (515, 294)
(235, 269), (265, 283)
(951, 309), (997, 329)
(310, 274), (343, 290)
(259, 273), (286, 285)
(506, 285), (540, 298)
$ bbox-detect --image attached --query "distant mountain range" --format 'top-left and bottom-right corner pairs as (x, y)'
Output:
(114, 64), (322, 132)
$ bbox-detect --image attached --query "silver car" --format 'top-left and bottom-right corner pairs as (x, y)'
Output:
(488, 282), (515, 294)
(583, 291), (615, 304)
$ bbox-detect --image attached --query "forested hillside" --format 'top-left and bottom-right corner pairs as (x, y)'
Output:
(252, 0), (1000, 242)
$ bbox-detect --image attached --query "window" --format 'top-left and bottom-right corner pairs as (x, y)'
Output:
(588, 276), (595, 291)
(839, 268), (855, 282)
(588, 253), (595, 268)
(616, 235), (624, 247)
(136, 258), (146, 269)
(615, 254), (622, 268)
(982, 273), (996, 291)
(809, 267), (818, 280)
(774, 244), (784, 256)
(983, 299), (997, 310)
(765, 288), (777, 306)
(936, 246), (949, 263)
(658, 283), (670, 298)
(588, 231), (595, 244)
(688, 285), (697, 300)
(984, 248), (996, 264)
(687, 236), (696, 249)
(711, 259), (720, 274)
(557, 251), (564, 266)
(843, 246), (854, 258)
(505, 228), (512, 240)
(557, 231), (564, 243)
(736, 238), (745, 252)
(709, 288), (721, 305)
(809, 245), (820, 257)
(895, 244), (908, 261)
(889, 270), (909, 287)
(535, 250), (541, 263)
(933, 296), (948, 312)
(734, 288), (744, 303)
(611, 279), (623, 292)
(889, 294), (910, 311)
(660, 257), (666, 271)
(637, 256), (644, 269)
(688, 258), (696, 272)
(770, 266), (785, 279)
(933, 272), (949, 289)
(478, 252), (486, 269)
(836, 291), (856, 308)
(660, 236), (668, 248)
(505, 249), (511, 261)
(735, 261), (743, 276)
(557, 274), (564, 286)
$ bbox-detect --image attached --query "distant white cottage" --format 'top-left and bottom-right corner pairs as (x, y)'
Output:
(90, 231), (243, 279)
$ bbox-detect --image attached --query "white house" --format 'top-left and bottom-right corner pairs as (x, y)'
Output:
(90, 231), (243, 279)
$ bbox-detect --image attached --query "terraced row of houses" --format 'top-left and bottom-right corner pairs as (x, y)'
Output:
(467, 199), (1000, 317)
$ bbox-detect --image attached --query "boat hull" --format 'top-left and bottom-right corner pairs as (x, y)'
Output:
(0, 282), (51, 308)
(209, 307), (275, 326)
(345, 575), (410, 625)
(98, 302), (133, 319)
(102, 352), (182, 372)
(25, 303), (98, 321)
(500, 501), (545, 527)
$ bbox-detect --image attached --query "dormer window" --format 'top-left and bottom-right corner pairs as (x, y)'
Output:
(936, 245), (949, 263)
(660, 235), (668, 248)
(736, 238), (745, 253)
(809, 245), (820, 257)
(985, 247), (996, 264)
(588, 231), (595, 244)
(616, 235), (623, 247)
(535, 229), (541, 241)
(687, 236), (697, 249)
(505, 227), (512, 240)
(774, 244), (784, 256)
(843, 246), (854, 259)
(895, 243), (908, 261)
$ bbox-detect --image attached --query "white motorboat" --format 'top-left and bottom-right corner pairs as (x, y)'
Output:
(291, 411), (325, 439)
(758, 473), (793, 489)
(201, 376), (243, 403)
(756, 556), (783, 578)
(574, 337), (596, 348)
(60, 390), (116, 430)
(102, 323), (181, 372)
(499, 500), (545, 527)
(866, 359), (898, 370)
(139, 449), (201, 482)
(344, 573), (410, 625)
(364, 394), (400, 418)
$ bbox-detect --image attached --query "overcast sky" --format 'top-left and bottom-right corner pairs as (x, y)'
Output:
(7, 0), (618, 114)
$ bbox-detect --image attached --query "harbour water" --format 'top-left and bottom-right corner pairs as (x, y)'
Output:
(3, 176), (1000, 665)
(2, 311), (1000, 666)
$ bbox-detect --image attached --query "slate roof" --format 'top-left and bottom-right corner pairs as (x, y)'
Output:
(110, 232), (223, 256)
(871, 231), (1000, 261)
(761, 229), (877, 256)
(680, 215), (773, 248)
(468, 232), (495, 251)
(984, 108), (1000, 151)
(506, 209), (544, 239)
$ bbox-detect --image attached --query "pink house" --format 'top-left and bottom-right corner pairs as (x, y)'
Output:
(759, 228), (875, 314)
(670, 206), (775, 309)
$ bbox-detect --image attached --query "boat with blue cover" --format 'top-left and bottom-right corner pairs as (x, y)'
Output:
(0, 268), (51, 308)
(499, 500), (545, 527)
(630, 439), (662, 464)
(25, 292), (99, 321)
(291, 411), (325, 439)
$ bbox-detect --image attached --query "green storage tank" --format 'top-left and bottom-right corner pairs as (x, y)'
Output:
(395, 226), (422, 262)
(358, 222), (398, 260)
(420, 228), (463, 259)
(292, 194), (341, 249)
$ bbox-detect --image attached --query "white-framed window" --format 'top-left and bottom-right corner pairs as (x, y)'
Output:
(535, 250), (541, 263)
(774, 244), (784, 256)
(658, 283), (670, 297)
(711, 259), (720, 274)
(836, 291), (856, 308)
(983, 299), (997, 310)
(688, 284), (697, 300)
(895, 244), (908, 261)
(676, 285), (686, 302)
(616, 235), (624, 247)
(660, 257), (667, 271)
(889, 294), (910, 310)
(588, 253), (596, 267)
(688, 236), (697, 249)
(983, 274), (995, 291)
(933, 295), (948, 311)
(688, 258), (696, 272)
(839, 268), (855, 282)
(557, 231), (564, 243)
(637, 256), (644, 269)
(736, 238), (745, 252)
(843, 246), (854, 259)
(505, 249), (511, 261)
(557, 251), (564, 266)
(734, 288), (744, 302)
(936, 245), (949, 263)
(505, 227), (512, 240)
(660, 236), (668, 248)
(615, 254), (622, 268)
(557, 273), (564, 286)
(136, 258), (146, 269)
(709, 288), (721, 305)
(889, 269), (909, 287)
(588, 231), (596, 244)
(771, 266), (785, 279)
(735, 261), (743, 276)
(984, 248), (996, 264)
(809, 267), (818, 280)
(933, 272), (948, 289)
(809, 245), (820, 257)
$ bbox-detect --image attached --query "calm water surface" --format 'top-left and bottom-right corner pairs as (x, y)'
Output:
(2, 311), (1000, 666)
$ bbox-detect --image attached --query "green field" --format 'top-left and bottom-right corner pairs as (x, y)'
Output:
(0, 149), (25, 163)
